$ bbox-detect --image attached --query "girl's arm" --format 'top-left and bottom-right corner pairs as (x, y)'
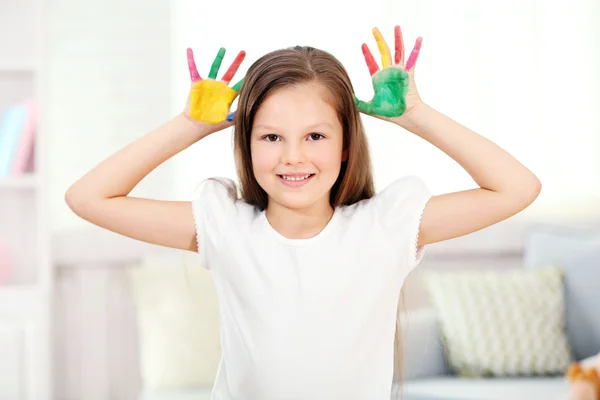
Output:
(400, 103), (541, 247)
(65, 114), (230, 251)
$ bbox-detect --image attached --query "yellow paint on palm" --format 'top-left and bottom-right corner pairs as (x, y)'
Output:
(189, 80), (238, 124)
(372, 27), (391, 68)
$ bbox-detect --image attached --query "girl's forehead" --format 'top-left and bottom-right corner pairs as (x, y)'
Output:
(255, 84), (338, 119)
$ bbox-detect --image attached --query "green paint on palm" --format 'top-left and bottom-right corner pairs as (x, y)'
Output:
(208, 47), (226, 80)
(355, 67), (409, 117)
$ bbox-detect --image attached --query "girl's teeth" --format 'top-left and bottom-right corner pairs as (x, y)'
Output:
(282, 175), (311, 181)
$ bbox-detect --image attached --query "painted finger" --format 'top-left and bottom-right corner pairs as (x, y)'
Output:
(221, 50), (246, 84)
(187, 48), (202, 82)
(226, 111), (236, 122)
(231, 78), (244, 93)
(394, 25), (404, 65)
(405, 37), (423, 71)
(372, 27), (391, 68)
(208, 47), (226, 80)
(354, 95), (374, 115)
(361, 44), (379, 76)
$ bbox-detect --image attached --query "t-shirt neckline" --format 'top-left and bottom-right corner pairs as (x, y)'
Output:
(260, 207), (340, 246)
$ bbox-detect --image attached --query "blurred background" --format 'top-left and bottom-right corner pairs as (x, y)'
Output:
(0, 0), (599, 399)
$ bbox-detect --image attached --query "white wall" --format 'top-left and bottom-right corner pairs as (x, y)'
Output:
(47, 0), (600, 232)
(45, 0), (175, 232)
(172, 0), (600, 223)
(169, 0), (392, 199)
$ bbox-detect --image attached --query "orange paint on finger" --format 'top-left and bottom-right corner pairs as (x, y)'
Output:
(189, 80), (237, 124)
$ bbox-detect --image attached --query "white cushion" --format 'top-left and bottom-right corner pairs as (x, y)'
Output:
(129, 264), (221, 390)
(423, 266), (573, 377)
(400, 377), (569, 400)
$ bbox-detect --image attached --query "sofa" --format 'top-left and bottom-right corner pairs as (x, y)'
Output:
(133, 224), (600, 400)
(399, 308), (570, 400)
(398, 225), (600, 400)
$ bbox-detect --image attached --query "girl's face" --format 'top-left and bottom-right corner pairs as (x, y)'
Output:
(250, 82), (345, 214)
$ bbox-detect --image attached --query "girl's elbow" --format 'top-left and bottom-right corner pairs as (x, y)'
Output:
(65, 185), (95, 216)
(518, 176), (542, 208)
(65, 187), (85, 213)
(529, 176), (542, 201)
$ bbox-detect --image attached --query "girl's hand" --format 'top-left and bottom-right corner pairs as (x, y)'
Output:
(354, 25), (424, 124)
(184, 46), (246, 132)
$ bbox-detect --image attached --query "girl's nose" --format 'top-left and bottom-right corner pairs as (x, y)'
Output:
(281, 143), (306, 164)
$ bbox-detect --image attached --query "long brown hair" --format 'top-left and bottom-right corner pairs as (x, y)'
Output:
(233, 45), (374, 210)
(232, 45), (406, 387)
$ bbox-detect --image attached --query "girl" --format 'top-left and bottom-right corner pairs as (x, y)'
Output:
(65, 25), (541, 400)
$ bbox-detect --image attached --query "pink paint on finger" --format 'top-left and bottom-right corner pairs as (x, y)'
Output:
(394, 25), (404, 65)
(187, 48), (202, 82)
(405, 37), (422, 71)
(361, 44), (379, 76)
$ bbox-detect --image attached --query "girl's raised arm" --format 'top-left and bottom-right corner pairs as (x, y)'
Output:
(65, 115), (226, 251)
(65, 47), (245, 251)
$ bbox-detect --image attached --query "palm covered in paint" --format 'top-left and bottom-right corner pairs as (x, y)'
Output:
(355, 26), (423, 119)
(185, 47), (245, 125)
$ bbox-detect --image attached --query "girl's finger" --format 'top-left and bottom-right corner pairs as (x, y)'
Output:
(394, 25), (404, 65)
(187, 48), (202, 82)
(405, 37), (423, 71)
(372, 27), (391, 68)
(208, 47), (226, 80)
(232, 78), (244, 93)
(361, 44), (380, 76)
(221, 50), (246, 84)
(354, 95), (374, 115)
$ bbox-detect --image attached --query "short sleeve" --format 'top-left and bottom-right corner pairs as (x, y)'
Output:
(374, 176), (432, 274)
(191, 177), (239, 270)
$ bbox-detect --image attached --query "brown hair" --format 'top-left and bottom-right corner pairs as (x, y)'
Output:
(232, 45), (406, 387)
(233, 45), (374, 210)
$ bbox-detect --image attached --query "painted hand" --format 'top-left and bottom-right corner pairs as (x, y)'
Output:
(354, 26), (423, 119)
(186, 47), (245, 124)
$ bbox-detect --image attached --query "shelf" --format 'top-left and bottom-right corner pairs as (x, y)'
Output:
(0, 63), (37, 73)
(0, 284), (44, 316)
(0, 174), (39, 189)
(0, 284), (39, 297)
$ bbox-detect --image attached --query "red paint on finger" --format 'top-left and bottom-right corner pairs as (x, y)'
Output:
(361, 44), (379, 76)
(221, 50), (246, 84)
(394, 25), (403, 65)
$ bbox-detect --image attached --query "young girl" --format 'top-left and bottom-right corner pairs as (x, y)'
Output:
(65, 25), (541, 399)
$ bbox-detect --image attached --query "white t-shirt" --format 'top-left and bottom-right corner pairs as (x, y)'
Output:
(191, 176), (432, 400)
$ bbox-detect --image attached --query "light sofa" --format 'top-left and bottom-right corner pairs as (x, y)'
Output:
(399, 224), (600, 400)
(399, 308), (570, 400)
(135, 224), (600, 400)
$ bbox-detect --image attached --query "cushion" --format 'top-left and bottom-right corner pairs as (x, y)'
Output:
(129, 264), (221, 390)
(423, 266), (573, 377)
(523, 225), (600, 360)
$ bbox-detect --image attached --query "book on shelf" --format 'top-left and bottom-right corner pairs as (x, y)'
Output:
(0, 99), (37, 178)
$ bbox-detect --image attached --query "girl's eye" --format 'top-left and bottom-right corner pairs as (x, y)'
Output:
(308, 133), (324, 141)
(264, 134), (280, 142)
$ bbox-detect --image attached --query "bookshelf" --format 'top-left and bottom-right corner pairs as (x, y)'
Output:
(0, 0), (52, 399)
(0, 174), (40, 189)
